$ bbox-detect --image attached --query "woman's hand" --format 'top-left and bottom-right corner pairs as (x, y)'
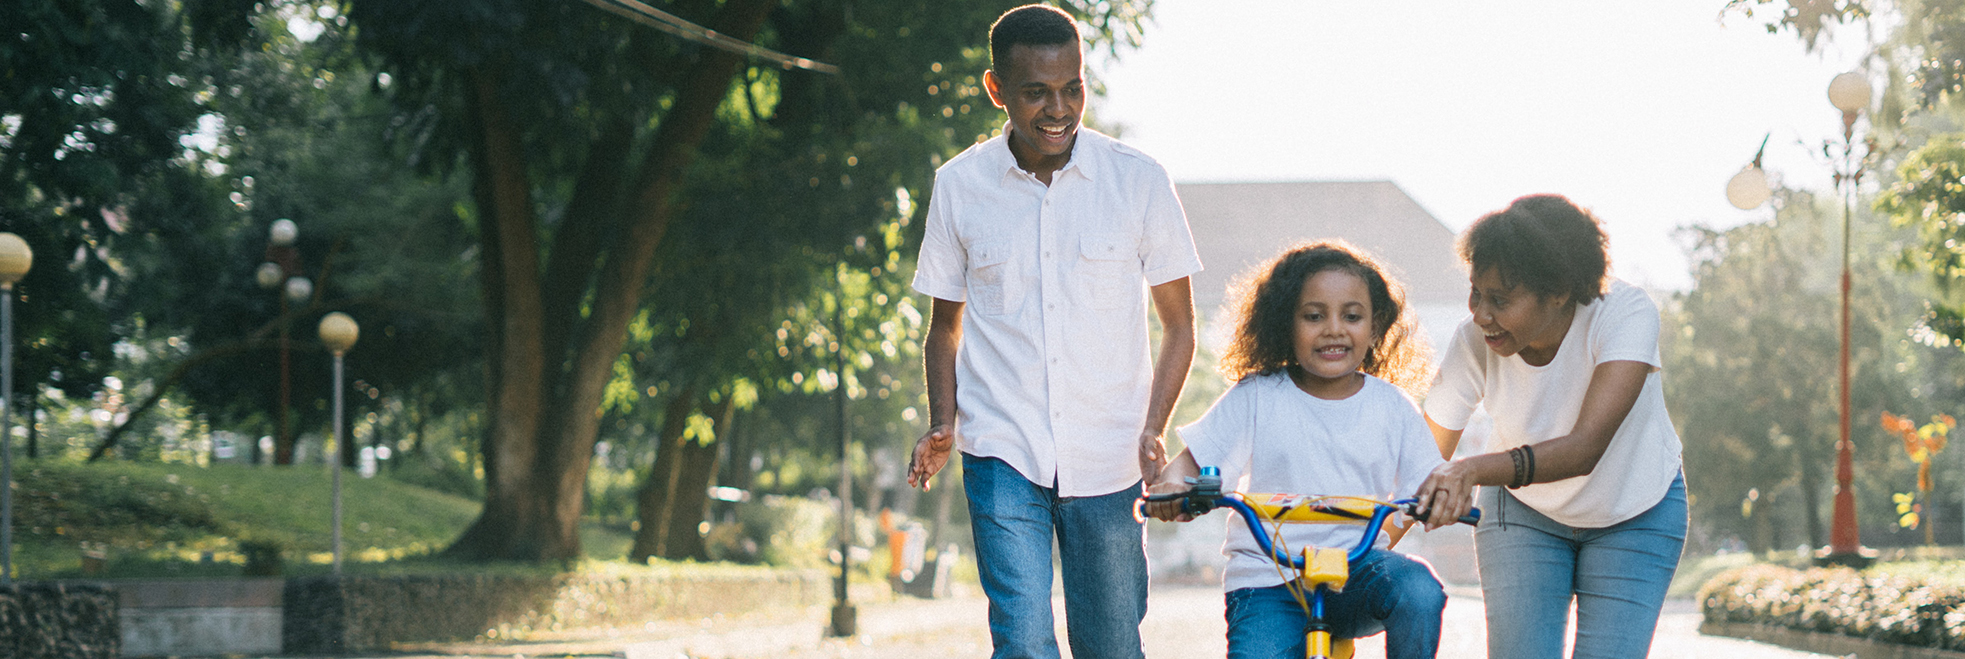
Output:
(1141, 479), (1196, 522)
(1415, 459), (1482, 531)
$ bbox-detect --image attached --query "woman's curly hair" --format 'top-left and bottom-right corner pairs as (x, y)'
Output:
(1460, 194), (1609, 305)
(1219, 241), (1433, 396)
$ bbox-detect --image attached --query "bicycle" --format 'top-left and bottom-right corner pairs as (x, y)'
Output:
(1139, 466), (1481, 659)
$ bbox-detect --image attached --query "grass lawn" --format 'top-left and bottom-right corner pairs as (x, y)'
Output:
(11, 460), (633, 578)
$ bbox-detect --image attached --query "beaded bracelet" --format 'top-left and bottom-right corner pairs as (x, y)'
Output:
(1507, 446), (1527, 489)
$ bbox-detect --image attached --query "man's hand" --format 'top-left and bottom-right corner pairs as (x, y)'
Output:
(907, 425), (956, 490)
(1137, 431), (1169, 485)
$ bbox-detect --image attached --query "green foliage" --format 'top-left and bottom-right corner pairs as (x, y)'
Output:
(0, 0), (224, 411)
(708, 494), (840, 567)
(1880, 135), (1965, 327)
(1721, 0), (1869, 50)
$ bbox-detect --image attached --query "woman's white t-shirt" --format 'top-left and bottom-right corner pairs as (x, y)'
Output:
(1423, 278), (1683, 528)
(1179, 372), (1442, 592)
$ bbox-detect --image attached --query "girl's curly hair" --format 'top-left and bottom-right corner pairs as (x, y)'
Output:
(1219, 241), (1433, 396)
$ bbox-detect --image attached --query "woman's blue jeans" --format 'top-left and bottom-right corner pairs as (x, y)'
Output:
(1223, 548), (1446, 659)
(963, 453), (1149, 659)
(1476, 472), (1687, 659)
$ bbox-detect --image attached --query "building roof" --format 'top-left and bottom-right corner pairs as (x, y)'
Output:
(1175, 181), (1464, 317)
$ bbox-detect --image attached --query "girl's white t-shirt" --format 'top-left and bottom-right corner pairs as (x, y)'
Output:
(1179, 372), (1442, 592)
(1423, 278), (1684, 528)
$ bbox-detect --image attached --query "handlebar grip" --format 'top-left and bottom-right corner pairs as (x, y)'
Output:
(1404, 503), (1483, 527)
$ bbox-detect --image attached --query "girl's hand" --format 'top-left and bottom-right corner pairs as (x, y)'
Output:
(1141, 479), (1196, 522)
(1415, 459), (1479, 530)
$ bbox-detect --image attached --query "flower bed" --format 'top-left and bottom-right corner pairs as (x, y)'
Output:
(1700, 563), (1965, 650)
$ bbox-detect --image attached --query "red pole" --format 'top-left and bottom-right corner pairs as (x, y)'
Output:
(1829, 266), (1860, 554)
(1823, 123), (1866, 564)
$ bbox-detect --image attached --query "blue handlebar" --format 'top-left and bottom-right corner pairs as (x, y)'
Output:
(1139, 465), (1481, 570)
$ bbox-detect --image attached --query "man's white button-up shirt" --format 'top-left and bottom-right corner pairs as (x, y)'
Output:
(911, 127), (1202, 497)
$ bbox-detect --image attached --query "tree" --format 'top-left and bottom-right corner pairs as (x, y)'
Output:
(2, 0), (215, 438)
(311, 0), (1158, 561)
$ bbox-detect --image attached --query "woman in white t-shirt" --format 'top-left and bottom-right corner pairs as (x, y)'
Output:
(1145, 242), (1446, 659)
(1413, 194), (1687, 659)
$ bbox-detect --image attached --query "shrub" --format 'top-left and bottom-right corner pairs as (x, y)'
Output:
(1701, 563), (1965, 649)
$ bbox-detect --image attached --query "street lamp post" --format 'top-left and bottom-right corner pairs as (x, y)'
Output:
(0, 233), (32, 582)
(828, 283), (857, 638)
(1823, 70), (1875, 567)
(319, 312), (359, 574)
(1723, 72), (1877, 567)
(258, 219), (312, 465)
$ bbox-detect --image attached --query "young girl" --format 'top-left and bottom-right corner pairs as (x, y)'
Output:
(1145, 241), (1446, 659)
(1413, 194), (1686, 659)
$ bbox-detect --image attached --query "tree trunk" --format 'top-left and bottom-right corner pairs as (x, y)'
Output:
(666, 394), (735, 560)
(24, 390), (36, 460)
(441, 0), (776, 563)
(630, 389), (698, 562)
(442, 65), (550, 561)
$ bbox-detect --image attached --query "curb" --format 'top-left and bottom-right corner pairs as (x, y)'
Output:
(1701, 621), (1965, 659)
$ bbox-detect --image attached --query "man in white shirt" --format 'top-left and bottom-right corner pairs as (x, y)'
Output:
(903, 5), (1202, 659)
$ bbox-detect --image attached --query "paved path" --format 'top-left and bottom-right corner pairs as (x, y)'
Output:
(719, 586), (1833, 659)
(319, 583), (1835, 658)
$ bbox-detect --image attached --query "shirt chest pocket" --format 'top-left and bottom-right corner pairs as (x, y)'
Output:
(1079, 232), (1137, 310)
(967, 239), (1016, 316)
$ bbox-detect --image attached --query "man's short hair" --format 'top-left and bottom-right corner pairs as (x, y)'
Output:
(989, 5), (1080, 74)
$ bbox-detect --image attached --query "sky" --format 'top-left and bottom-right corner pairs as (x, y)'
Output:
(1092, 0), (1873, 291)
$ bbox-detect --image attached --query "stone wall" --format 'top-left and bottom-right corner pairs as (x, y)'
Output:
(0, 582), (119, 659)
(285, 568), (830, 654)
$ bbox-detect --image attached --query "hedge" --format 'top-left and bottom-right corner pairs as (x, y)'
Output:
(284, 566), (830, 653)
(1700, 563), (1965, 650)
(0, 582), (118, 659)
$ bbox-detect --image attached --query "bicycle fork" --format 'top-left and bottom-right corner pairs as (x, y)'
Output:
(1299, 546), (1355, 659)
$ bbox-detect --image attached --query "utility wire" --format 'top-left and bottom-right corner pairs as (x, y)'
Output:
(577, 0), (842, 75)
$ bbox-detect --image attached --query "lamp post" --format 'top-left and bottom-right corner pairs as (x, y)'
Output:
(1723, 72), (1876, 567)
(319, 312), (358, 574)
(828, 278), (857, 638)
(0, 233), (31, 582)
(1823, 70), (1875, 567)
(258, 219), (312, 465)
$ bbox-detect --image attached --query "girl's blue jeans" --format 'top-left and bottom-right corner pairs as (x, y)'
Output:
(1476, 472), (1688, 659)
(963, 453), (1149, 659)
(1223, 548), (1446, 659)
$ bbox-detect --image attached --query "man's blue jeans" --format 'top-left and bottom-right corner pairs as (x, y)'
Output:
(1223, 548), (1445, 659)
(963, 453), (1148, 659)
(1476, 472), (1688, 659)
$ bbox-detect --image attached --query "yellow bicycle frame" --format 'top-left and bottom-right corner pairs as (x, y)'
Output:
(1241, 493), (1383, 524)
